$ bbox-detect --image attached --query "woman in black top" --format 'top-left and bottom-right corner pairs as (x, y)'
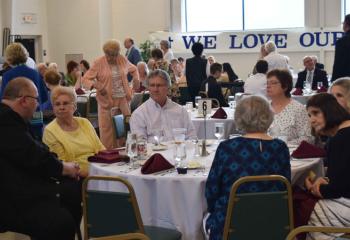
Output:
(305, 93), (350, 239)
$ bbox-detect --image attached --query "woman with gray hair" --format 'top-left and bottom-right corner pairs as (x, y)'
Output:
(205, 95), (291, 240)
(263, 40), (289, 71)
(82, 39), (139, 149)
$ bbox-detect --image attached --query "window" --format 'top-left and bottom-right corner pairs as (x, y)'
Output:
(345, 0), (350, 15)
(185, 0), (304, 32)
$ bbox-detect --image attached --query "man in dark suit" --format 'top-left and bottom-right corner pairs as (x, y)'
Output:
(185, 42), (209, 104)
(311, 55), (325, 70)
(331, 14), (350, 82)
(295, 56), (328, 90)
(124, 37), (142, 82)
(0, 77), (82, 240)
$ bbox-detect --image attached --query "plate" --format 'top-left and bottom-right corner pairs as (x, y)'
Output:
(199, 139), (216, 146)
(152, 144), (168, 151)
(187, 160), (204, 170)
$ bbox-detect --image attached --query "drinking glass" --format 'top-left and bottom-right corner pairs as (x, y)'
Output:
(152, 129), (164, 145)
(195, 96), (201, 108)
(173, 128), (186, 144)
(214, 122), (225, 143)
(317, 82), (323, 90)
(173, 143), (187, 168)
(228, 96), (235, 109)
(136, 138), (147, 160)
(127, 133), (138, 169)
(304, 81), (311, 94)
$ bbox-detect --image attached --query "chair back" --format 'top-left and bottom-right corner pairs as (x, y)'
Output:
(223, 175), (293, 240)
(286, 226), (350, 240)
(178, 87), (192, 105)
(93, 233), (150, 240)
(83, 176), (144, 240)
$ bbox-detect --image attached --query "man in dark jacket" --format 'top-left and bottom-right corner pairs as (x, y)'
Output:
(295, 56), (328, 90)
(185, 42), (209, 103)
(331, 14), (350, 82)
(0, 77), (82, 240)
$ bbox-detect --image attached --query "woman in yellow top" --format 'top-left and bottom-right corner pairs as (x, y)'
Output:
(43, 86), (105, 177)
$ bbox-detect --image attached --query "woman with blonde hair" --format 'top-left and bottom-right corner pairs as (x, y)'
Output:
(330, 77), (350, 113)
(82, 39), (139, 149)
(43, 86), (105, 177)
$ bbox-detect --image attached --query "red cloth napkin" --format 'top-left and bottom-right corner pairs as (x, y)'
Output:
(141, 153), (174, 174)
(75, 88), (86, 95)
(292, 88), (303, 95)
(88, 149), (130, 163)
(291, 141), (326, 158)
(211, 107), (227, 119)
(317, 86), (327, 93)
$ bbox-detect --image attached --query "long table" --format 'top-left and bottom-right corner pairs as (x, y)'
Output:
(89, 141), (324, 240)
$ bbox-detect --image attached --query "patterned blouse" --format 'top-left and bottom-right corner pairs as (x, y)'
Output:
(268, 99), (313, 145)
(205, 137), (291, 240)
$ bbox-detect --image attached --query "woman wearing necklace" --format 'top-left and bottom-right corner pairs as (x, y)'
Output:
(205, 96), (291, 240)
(82, 39), (139, 149)
(267, 69), (312, 145)
(43, 86), (105, 177)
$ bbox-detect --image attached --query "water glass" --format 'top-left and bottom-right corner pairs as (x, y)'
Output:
(173, 128), (186, 144)
(228, 96), (235, 109)
(151, 129), (164, 145)
(317, 82), (323, 90)
(304, 81), (311, 94)
(214, 122), (225, 142)
(173, 143), (187, 168)
(127, 133), (138, 168)
(185, 102), (193, 112)
(136, 138), (147, 160)
(195, 96), (201, 108)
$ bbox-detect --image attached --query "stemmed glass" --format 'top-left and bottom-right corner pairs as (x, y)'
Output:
(317, 82), (323, 90)
(126, 133), (138, 169)
(195, 96), (201, 108)
(304, 81), (311, 94)
(152, 129), (165, 145)
(214, 122), (225, 144)
(228, 96), (235, 109)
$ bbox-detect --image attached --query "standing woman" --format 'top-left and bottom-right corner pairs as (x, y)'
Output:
(83, 39), (139, 149)
(305, 93), (350, 240)
(330, 77), (350, 113)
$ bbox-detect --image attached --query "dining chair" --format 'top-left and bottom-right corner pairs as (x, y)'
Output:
(110, 107), (130, 139)
(286, 226), (350, 240)
(82, 176), (182, 240)
(178, 87), (192, 105)
(223, 175), (294, 240)
(92, 232), (150, 240)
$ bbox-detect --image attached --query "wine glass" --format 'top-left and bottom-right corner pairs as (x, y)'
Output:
(152, 129), (164, 145)
(317, 82), (323, 90)
(127, 133), (138, 169)
(304, 81), (311, 94)
(214, 122), (225, 143)
(228, 96), (235, 109)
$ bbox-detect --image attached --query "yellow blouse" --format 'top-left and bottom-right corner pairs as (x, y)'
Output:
(43, 117), (105, 175)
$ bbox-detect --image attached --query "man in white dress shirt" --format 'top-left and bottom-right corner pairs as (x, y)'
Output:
(130, 69), (196, 142)
(244, 60), (268, 96)
(263, 41), (289, 71)
(160, 40), (175, 63)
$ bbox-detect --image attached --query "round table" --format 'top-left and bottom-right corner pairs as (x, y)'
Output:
(89, 142), (324, 240)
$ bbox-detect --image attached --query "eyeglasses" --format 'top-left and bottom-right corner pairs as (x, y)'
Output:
(53, 101), (74, 107)
(22, 95), (40, 102)
(149, 83), (167, 88)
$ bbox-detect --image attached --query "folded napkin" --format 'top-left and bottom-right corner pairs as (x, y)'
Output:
(211, 107), (227, 119)
(141, 153), (174, 174)
(292, 88), (303, 96)
(75, 88), (86, 95)
(317, 86), (327, 93)
(291, 140), (326, 158)
(88, 149), (130, 164)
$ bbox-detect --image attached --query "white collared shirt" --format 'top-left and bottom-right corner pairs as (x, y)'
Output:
(130, 97), (197, 142)
(244, 73), (267, 96)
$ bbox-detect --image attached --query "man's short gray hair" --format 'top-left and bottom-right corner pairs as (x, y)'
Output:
(146, 69), (172, 88)
(264, 41), (276, 54)
(234, 95), (274, 133)
(160, 40), (170, 49)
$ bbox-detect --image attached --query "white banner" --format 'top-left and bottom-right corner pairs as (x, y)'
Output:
(149, 28), (343, 53)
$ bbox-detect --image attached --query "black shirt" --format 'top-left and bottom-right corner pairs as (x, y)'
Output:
(320, 126), (350, 198)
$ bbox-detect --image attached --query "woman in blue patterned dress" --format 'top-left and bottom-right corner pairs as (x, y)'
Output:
(205, 95), (291, 240)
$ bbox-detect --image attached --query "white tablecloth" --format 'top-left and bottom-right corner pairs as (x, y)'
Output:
(190, 107), (236, 139)
(292, 93), (314, 105)
(89, 142), (324, 240)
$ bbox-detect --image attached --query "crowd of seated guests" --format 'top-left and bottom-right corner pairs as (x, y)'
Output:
(2, 35), (350, 240)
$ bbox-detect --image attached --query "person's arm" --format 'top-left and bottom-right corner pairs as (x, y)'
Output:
(134, 49), (142, 63)
(82, 59), (100, 90)
(205, 143), (225, 213)
(295, 72), (304, 89)
(182, 107), (197, 140)
(127, 61), (140, 92)
(42, 128), (69, 162)
(331, 39), (345, 81)
(83, 118), (105, 151)
(129, 110), (148, 140)
(320, 70), (329, 88)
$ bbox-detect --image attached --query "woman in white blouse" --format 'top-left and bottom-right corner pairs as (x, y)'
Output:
(267, 69), (313, 145)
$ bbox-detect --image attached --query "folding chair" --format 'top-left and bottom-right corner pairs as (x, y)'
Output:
(93, 233), (150, 240)
(286, 226), (350, 240)
(223, 175), (294, 240)
(83, 176), (182, 240)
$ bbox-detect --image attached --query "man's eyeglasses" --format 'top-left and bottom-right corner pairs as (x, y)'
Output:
(22, 95), (40, 102)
